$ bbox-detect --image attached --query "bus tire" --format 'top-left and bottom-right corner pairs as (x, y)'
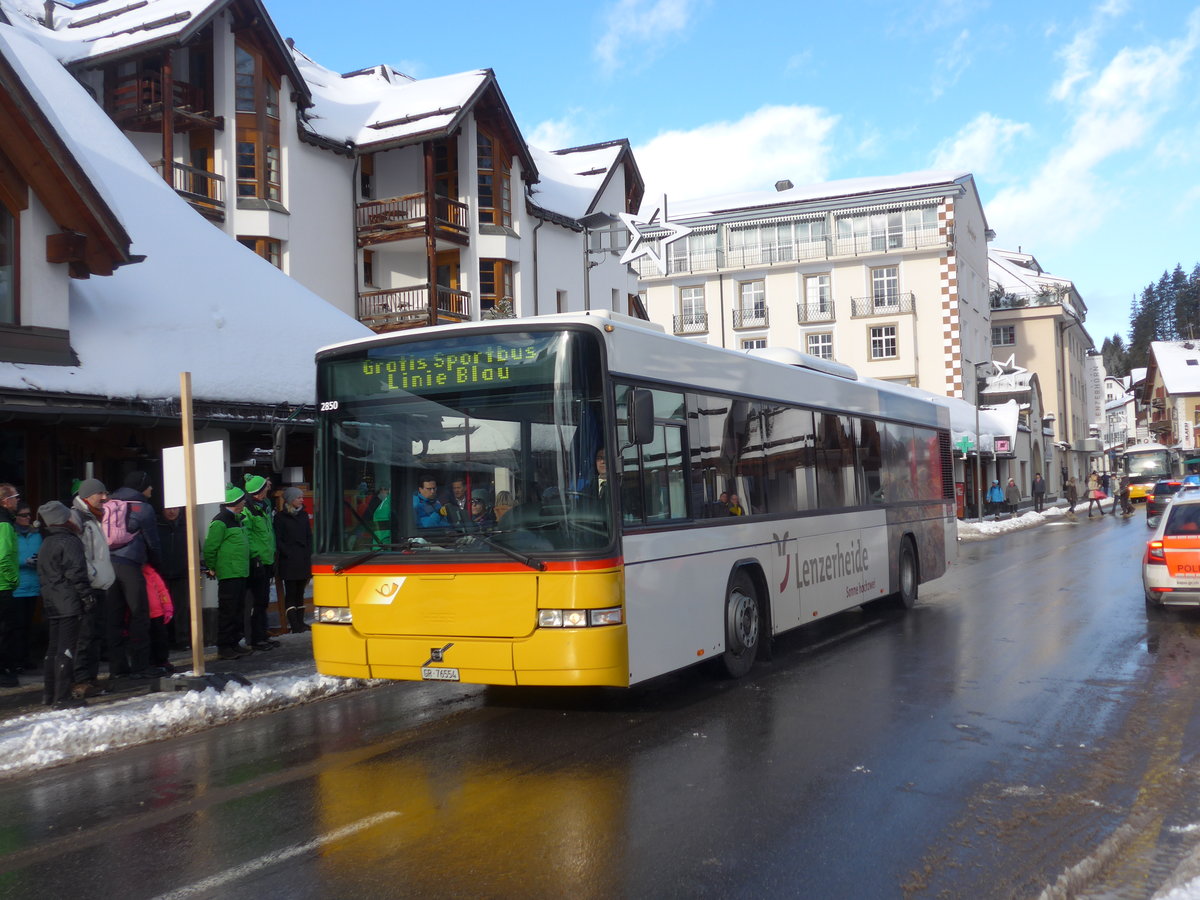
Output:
(891, 539), (918, 610)
(721, 571), (760, 678)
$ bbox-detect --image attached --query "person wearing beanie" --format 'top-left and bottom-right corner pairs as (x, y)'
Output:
(35, 501), (91, 708)
(241, 473), (278, 651)
(273, 486), (312, 633)
(204, 485), (251, 659)
(0, 484), (21, 687)
(104, 470), (163, 680)
(69, 478), (114, 697)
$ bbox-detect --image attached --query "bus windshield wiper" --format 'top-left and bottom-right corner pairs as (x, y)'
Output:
(333, 540), (418, 573)
(469, 531), (547, 571)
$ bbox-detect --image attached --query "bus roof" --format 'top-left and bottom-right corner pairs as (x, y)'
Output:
(317, 312), (951, 430)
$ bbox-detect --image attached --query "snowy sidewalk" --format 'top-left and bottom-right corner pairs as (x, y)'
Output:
(958, 495), (1127, 540)
(0, 633), (375, 780)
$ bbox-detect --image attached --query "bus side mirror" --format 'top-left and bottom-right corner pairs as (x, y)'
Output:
(628, 389), (655, 445)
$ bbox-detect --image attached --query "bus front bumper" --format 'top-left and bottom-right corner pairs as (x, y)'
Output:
(312, 623), (630, 687)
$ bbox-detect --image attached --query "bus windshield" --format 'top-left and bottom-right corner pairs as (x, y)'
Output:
(315, 329), (611, 560)
(1126, 449), (1171, 480)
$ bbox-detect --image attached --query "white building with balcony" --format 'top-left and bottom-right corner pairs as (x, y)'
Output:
(636, 171), (993, 398)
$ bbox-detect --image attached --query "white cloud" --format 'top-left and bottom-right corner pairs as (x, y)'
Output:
(931, 28), (972, 98)
(990, 8), (1200, 247)
(527, 115), (583, 151)
(594, 0), (701, 75)
(633, 105), (839, 201)
(931, 113), (1032, 177)
(1050, 0), (1128, 101)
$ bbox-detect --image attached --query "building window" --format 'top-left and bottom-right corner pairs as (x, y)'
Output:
(805, 274), (831, 313)
(807, 332), (833, 360)
(681, 286), (704, 324)
(992, 324), (1015, 346)
(736, 279), (766, 326)
(477, 130), (511, 227)
(741, 338), (767, 350)
(480, 259), (513, 311)
(360, 153), (374, 200)
(871, 266), (899, 309)
(238, 236), (282, 268)
(362, 249), (375, 286)
(870, 325), (898, 359)
(557, 290), (567, 313)
(0, 203), (14, 325)
(235, 42), (281, 202)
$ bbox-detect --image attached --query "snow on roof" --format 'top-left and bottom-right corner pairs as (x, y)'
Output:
(1151, 341), (1200, 395)
(989, 247), (1076, 297)
(0, 24), (371, 404)
(292, 45), (488, 149)
(527, 143), (624, 221)
(0, 0), (222, 64)
(669, 170), (973, 219)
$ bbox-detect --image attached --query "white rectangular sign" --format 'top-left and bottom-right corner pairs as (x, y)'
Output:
(162, 441), (226, 507)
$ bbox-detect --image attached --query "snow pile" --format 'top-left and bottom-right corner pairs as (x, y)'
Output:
(0, 673), (373, 779)
(957, 499), (1114, 541)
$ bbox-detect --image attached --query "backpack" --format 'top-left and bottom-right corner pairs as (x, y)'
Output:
(101, 498), (142, 549)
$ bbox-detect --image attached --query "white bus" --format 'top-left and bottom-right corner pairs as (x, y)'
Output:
(311, 311), (956, 686)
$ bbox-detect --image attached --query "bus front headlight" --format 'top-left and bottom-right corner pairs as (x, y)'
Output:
(314, 606), (353, 625)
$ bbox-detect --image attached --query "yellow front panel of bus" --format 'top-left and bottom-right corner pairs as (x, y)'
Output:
(311, 568), (628, 686)
(346, 572), (539, 638)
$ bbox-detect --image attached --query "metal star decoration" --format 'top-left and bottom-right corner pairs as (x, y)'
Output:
(619, 195), (692, 276)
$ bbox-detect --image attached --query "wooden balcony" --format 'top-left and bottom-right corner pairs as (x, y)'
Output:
(357, 285), (471, 332)
(152, 160), (225, 222)
(107, 76), (221, 132)
(356, 194), (470, 247)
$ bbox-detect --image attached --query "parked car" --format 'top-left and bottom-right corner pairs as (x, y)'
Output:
(1144, 487), (1200, 611)
(1146, 479), (1185, 526)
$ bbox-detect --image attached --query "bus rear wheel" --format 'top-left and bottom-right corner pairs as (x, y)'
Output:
(721, 572), (760, 678)
(891, 539), (918, 610)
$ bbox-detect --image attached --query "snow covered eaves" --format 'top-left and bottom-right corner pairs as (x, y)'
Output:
(293, 48), (536, 178)
(1150, 341), (1200, 396)
(989, 247), (1087, 319)
(0, 0), (311, 108)
(526, 141), (630, 223)
(0, 24), (371, 405)
(667, 170), (983, 227)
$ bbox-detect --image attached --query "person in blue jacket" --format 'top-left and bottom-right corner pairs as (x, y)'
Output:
(412, 475), (447, 529)
(986, 479), (1005, 517)
(13, 501), (43, 673)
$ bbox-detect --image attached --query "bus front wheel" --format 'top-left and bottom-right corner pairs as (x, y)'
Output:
(721, 572), (760, 678)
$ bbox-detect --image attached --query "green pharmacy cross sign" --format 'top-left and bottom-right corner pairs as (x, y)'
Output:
(955, 435), (975, 454)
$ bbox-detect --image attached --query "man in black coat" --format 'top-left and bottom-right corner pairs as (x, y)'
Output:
(35, 501), (91, 708)
(273, 487), (312, 633)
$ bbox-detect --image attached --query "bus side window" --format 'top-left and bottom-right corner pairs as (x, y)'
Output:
(859, 419), (884, 503)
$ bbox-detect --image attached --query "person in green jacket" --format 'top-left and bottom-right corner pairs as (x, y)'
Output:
(240, 474), (278, 652)
(204, 485), (249, 660)
(0, 483), (21, 686)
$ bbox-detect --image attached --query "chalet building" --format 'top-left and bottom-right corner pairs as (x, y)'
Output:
(988, 248), (1099, 487)
(636, 171), (994, 399)
(1141, 341), (1200, 453)
(0, 22), (368, 506)
(0, 0), (644, 332)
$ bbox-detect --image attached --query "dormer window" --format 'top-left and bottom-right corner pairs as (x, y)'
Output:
(477, 129), (511, 227)
(0, 202), (14, 324)
(235, 42), (282, 202)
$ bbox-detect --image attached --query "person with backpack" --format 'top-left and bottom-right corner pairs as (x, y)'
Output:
(240, 474), (278, 652)
(104, 471), (163, 679)
(204, 485), (250, 660)
(70, 479), (114, 697)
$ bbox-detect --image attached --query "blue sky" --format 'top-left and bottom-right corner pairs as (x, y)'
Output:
(268, 0), (1200, 346)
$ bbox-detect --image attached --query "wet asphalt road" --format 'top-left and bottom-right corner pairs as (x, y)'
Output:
(3, 510), (1200, 899)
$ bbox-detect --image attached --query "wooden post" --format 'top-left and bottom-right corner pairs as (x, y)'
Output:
(180, 372), (205, 676)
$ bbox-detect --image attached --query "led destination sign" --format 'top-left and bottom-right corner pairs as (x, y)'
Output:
(326, 332), (568, 399)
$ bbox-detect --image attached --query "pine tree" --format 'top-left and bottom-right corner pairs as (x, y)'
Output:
(1101, 334), (1129, 377)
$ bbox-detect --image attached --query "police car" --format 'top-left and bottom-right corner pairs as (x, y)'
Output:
(1144, 484), (1200, 610)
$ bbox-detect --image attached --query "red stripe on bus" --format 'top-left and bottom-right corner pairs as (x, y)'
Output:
(313, 557), (623, 575)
